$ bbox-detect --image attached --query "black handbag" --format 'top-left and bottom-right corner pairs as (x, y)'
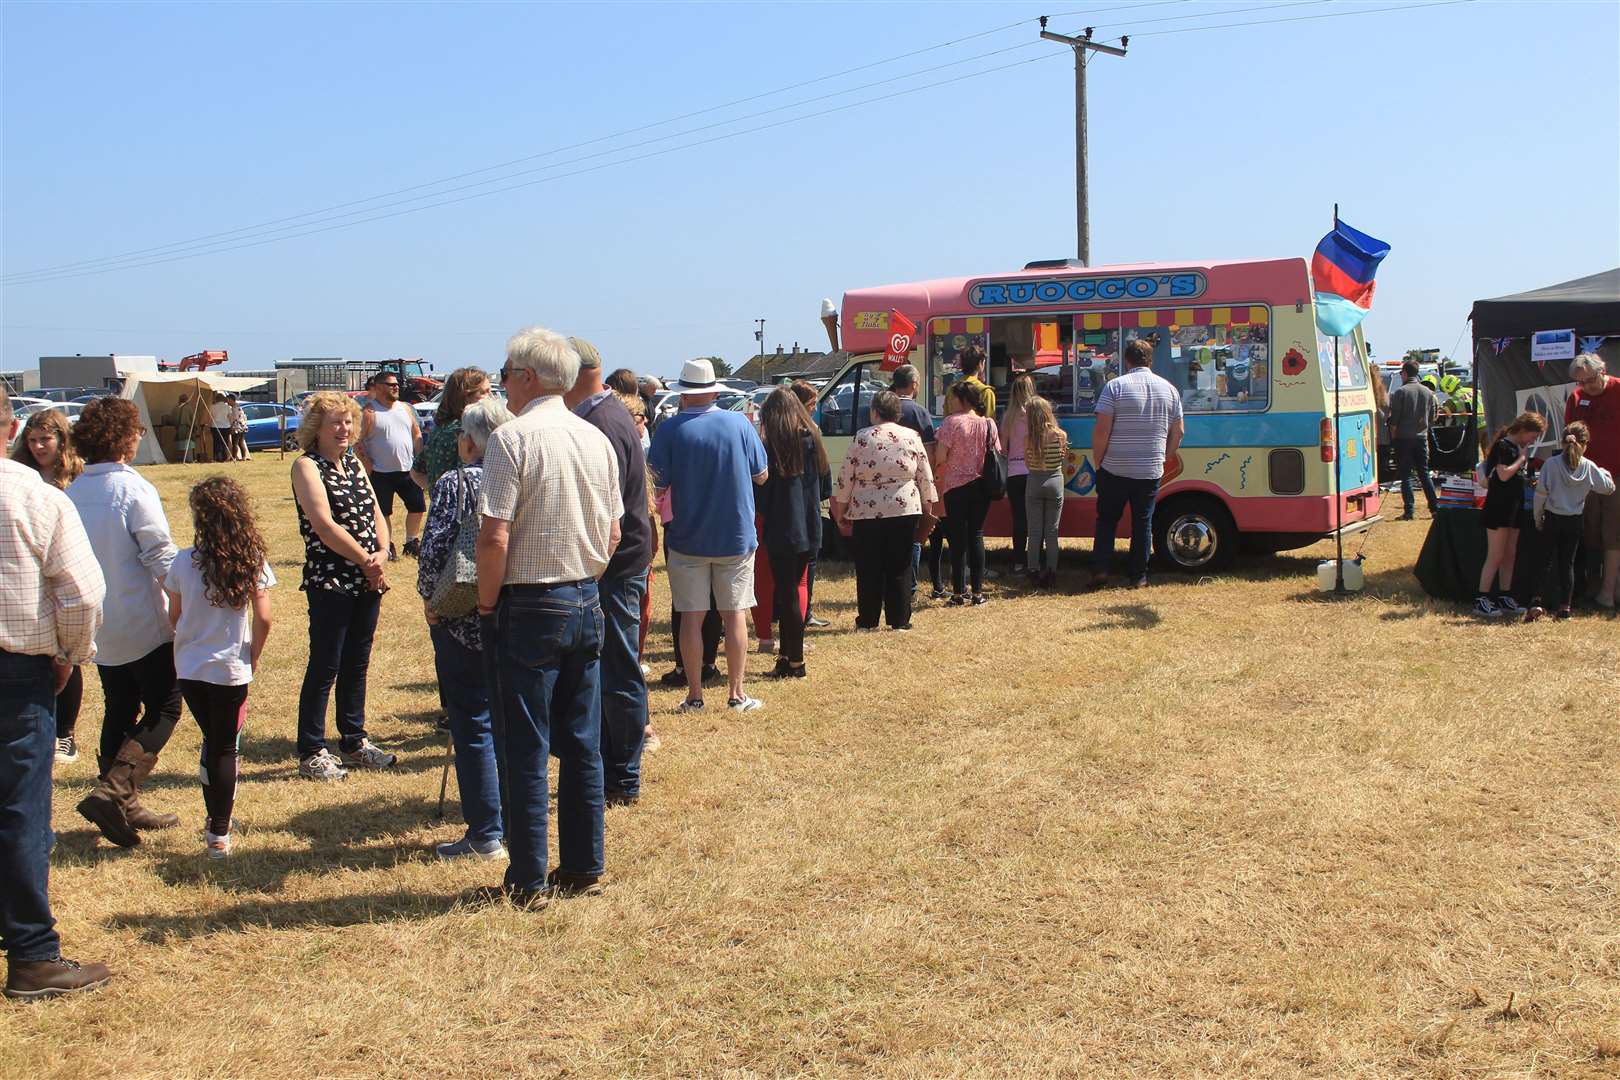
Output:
(977, 420), (1007, 501)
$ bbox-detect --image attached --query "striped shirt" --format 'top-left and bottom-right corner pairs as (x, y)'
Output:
(1096, 367), (1183, 480)
(480, 394), (623, 585)
(0, 459), (106, 663)
(1026, 429), (1069, 473)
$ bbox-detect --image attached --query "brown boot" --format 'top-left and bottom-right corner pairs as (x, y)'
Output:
(119, 742), (179, 831)
(4, 957), (113, 1001)
(76, 762), (141, 848)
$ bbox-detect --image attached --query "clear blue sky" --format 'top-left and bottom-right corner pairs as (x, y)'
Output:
(3, 0), (1616, 379)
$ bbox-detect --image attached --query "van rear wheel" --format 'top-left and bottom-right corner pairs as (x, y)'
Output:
(1153, 497), (1236, 572)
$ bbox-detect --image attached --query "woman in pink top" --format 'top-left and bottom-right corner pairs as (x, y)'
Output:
(932, 381), (1001, 605)
(1000, 374), (1034, 574)
(833, 392), (939, 631)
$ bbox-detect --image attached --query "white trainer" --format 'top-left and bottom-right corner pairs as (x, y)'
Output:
(299, 748), (349, 781)
(341, 739), (399, 770)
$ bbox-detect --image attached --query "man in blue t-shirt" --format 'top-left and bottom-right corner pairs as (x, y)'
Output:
(647, 359), (769, 714)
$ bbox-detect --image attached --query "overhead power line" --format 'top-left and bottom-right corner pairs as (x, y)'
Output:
(3, 1), (1479, 287)
(3, 1), (1193, 283)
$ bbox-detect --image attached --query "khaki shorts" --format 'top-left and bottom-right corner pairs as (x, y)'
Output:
(1584, 486), (1620, 552)
(666, 548), (755, 613)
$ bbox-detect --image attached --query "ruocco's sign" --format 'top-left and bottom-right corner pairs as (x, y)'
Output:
(969, 271), (1206, 309)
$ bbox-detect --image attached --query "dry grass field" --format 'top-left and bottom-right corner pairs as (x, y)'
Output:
(2, 454), (1617, 1078)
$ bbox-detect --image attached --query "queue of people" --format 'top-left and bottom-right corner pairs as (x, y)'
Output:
(2, 340), (1613, 1001)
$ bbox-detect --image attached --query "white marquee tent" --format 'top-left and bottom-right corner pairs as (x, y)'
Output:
(121, 371), (271, 465)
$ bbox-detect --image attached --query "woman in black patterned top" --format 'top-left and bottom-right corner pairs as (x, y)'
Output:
(290, 392), (399, 780)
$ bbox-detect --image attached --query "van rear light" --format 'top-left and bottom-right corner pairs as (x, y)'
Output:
(1319, 418), (1336, 462)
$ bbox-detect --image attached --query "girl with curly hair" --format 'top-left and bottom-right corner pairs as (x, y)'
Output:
(12, 408), (88, 761)
(163, 476), (275, 858)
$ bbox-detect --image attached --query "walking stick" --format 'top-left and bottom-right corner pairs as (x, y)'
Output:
(435, 729), (453, 820)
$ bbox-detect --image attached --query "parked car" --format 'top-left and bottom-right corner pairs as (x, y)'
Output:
(33, 386), (97, 403)
(240, 402), (300, 450)
(413, 400), (438, 434)
(16, 402), (86, 429)
(8, 396), (49, 413)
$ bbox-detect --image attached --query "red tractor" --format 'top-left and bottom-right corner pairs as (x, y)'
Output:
(159, 350), (229, 372)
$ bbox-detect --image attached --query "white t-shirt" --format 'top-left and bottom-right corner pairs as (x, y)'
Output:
(167, 547), (276, 685)
(210, 400), (232, 428)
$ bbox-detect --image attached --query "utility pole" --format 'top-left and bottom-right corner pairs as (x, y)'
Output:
(1039, 17), (1127, 266)
(754, 318), (766, 382)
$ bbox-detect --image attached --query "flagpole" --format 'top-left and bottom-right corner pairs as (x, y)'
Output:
(1334, 332), (1346, 594)
(1331, 204), (1346, 595)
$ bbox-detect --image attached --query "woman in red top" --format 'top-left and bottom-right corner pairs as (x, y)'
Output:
(932, 382), (1001, 606)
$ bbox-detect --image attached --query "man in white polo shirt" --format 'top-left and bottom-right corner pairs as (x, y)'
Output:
(1088, 338), (1185, 589)
(476, 326), (622, 907)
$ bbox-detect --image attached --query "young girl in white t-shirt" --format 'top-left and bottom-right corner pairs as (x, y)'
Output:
(164, 477), (274, 858)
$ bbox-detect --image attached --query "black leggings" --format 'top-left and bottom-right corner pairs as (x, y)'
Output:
(95, 642), (182, 772)
(180, 679), (249, 836)
(1006, 474), (1028, 566)
(56, 665), (82, 739)
(1536, 512), (1584, 610)
(944, 486), (991, 595)
(766, 546), (811, 663)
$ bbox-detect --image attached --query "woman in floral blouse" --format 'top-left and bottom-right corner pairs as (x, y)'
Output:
(417, 396), (514, 860)
(832, 391), (940, 631)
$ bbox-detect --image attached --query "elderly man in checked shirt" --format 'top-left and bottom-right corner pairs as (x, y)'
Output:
(0, 385), (112, 1001)
(474, 327), (622, 908)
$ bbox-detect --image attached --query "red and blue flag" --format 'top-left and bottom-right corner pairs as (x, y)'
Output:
(1311, 218), (1390, 337)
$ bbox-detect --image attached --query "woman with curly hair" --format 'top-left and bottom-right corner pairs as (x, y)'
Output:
(163, 477), (275, 858)
(12, 409), (88, 762)
(291, 391), (395, 780)
(65, 396), (182, 847)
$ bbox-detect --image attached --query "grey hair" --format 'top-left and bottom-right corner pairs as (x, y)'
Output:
(459, 397), (515, 455)
(890, 364), (919, 391)
(0, 383), (11, 427)
(506, 325), (581, 393)
(1570, 353), (1606, 380)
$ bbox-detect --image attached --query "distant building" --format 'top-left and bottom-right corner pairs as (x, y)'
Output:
(748, 343), (841, 383)
(38, 354), (158, 390)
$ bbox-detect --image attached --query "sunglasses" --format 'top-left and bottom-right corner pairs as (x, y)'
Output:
(499, 365), (527, 385)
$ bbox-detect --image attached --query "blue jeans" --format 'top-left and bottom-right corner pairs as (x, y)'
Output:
(486, 582), (605, 893)
(1393, 436), (1438, 514)
(430, 625), (503, 847)
(0, 651), (59, 961)
(1092, 467), (1160, 581)
(596, 569), (648, 798)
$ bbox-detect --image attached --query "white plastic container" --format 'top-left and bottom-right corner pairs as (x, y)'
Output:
(1316, 558), (1365, 592)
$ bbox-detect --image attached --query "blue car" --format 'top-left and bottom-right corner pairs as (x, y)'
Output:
(241, 402), (300, 450)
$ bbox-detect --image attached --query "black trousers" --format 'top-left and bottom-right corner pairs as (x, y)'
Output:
(927, 529), (947, 591)
(179, 679), (249, 836)
(765, 546), (811, 663)
(94, 642), (182, 772)
(944, 486), (991, 595)
(296, 588), (382, 759)
(853, 516), (918, 628)
(56, 665), (82, 739)
(1006, 474), (1029, 566)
